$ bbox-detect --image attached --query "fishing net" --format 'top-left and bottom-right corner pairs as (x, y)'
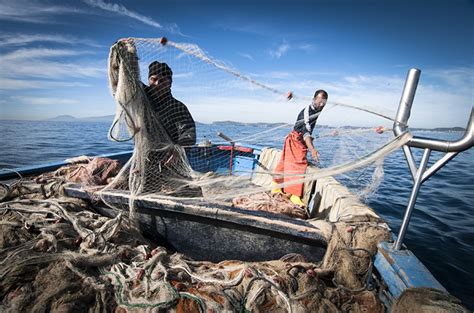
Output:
(103, 37), (411, 218)
(1, 178), (392, 312)
(3, 180), (469, 312)
(392, 288), (470, 313)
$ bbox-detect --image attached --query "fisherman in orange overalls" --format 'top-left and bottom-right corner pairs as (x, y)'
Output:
(272, 89), (328, 206)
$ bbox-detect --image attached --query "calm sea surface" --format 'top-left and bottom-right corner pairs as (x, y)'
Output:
(1, 120), (473, 309)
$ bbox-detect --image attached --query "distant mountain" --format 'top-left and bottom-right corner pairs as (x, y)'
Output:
(44, 117), (293, 128)
(46, 115), (77, 121)
(211, 120), (292, 128)
(45, 115), (114, 122)
(80, 115), (115, 122)
(42, 116), (466, 132)
(410, 127), (466, 132)
(212, 121), (247, 126)
(431, 127), (466, 132)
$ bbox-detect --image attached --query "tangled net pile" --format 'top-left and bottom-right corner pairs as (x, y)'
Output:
(1, 172), (394, 312)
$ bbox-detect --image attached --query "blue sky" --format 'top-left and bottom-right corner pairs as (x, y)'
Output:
(0, 0), (472, 128)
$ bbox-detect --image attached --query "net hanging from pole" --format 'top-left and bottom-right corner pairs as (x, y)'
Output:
(103, 37), (410, 217)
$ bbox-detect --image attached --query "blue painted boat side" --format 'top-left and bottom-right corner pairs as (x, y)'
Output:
(0, 143), (266, 180)
(187, 146), (230, 174)
(187, 144), (264, 176)
(0, 151), (133, 180)
(374, 241), (446, 301)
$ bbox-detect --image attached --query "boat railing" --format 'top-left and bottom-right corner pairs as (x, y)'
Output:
(392, 68), (474, 250)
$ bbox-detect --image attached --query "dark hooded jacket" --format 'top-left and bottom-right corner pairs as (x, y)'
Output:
(144, 61), (196, 146)
(144, 86), (196, 146)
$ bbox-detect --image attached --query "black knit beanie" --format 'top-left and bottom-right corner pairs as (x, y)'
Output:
(148, 61), (173, 78)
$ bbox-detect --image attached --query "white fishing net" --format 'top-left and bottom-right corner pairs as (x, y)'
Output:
(103, 37), (411, 218)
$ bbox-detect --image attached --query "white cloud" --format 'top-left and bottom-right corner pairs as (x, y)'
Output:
(297, 44), (316, 53)
(175, 66), (472, 128)
(183, 95), (294, 124)
(6, 60), (105, 79)
(0, 0), (87, 23)
(0, 33), (102, 47)
(250, 70), (343, 82)
(0, 48), (105, 81)
(0, 48), (88, 61)
(173, 72), (194, 79)
(215, 21), (273, 37)
(424, 67), (473, 93)
(83, 0), (182, 34)
(269, 42), (290, 59)
(237, 52), (254, 60)
(304, 71), (472, 128)
(268, 41), (316, 59)
(0, 78), (91, 90)
(11, 96), (80, 105)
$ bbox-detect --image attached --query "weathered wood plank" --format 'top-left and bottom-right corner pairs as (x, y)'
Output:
(64, 183), (328, 262)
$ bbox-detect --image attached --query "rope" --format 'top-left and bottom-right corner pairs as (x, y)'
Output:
(211, 131), (412, 200)
(170, 264), (246, 287)
(133, 37), (400, 123)
(241, 276), (292, 313)
(105, 270), (180, 309)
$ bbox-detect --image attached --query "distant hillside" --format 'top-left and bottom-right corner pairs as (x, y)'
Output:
(411, 126), (466, 132)
(80, 115), (115, 122)
(44, 117), (293, 127)
(45, 115), (114, 122)
(211, 120), (292, 128)
(195, 121), (209, 127)
(431, 127), (466, 132)
(42, 116), (466, 132)
(46, 115), (77, 121)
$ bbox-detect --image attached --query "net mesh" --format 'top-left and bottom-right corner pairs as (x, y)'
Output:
(103, 37), (409, 216)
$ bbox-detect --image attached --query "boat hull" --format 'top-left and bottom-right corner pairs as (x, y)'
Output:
(65, 184), (328, 262)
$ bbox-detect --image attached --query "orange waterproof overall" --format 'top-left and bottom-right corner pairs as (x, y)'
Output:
(273, 130), (308, 197)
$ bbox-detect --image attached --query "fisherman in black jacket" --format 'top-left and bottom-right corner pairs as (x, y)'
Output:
(144, 61), (196, 146)
(143, 61), (201, 197)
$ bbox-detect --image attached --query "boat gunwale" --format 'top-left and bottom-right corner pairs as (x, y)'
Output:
(64, 182), (328, 247)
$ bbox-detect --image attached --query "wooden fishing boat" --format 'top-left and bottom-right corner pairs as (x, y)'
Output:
(0, 140), (451, 309)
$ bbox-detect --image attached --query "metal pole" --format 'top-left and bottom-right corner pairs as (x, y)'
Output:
(403, 145), (417, 179)
(393, 68), (421, 136)
(391, 68), (474, 251)
(229, 143), (235, 175)
(394, 148), (431, 250)
(393, 69), (421, 180)
(408, 108), (474, 152)
(422, 151), (459, 183)
(217, 132), (236, 175)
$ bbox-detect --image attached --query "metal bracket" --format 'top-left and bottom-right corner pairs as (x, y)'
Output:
(392, 68), (474, 250)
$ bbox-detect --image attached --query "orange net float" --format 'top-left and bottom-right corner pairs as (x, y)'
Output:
(375, 126), (385, 134)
